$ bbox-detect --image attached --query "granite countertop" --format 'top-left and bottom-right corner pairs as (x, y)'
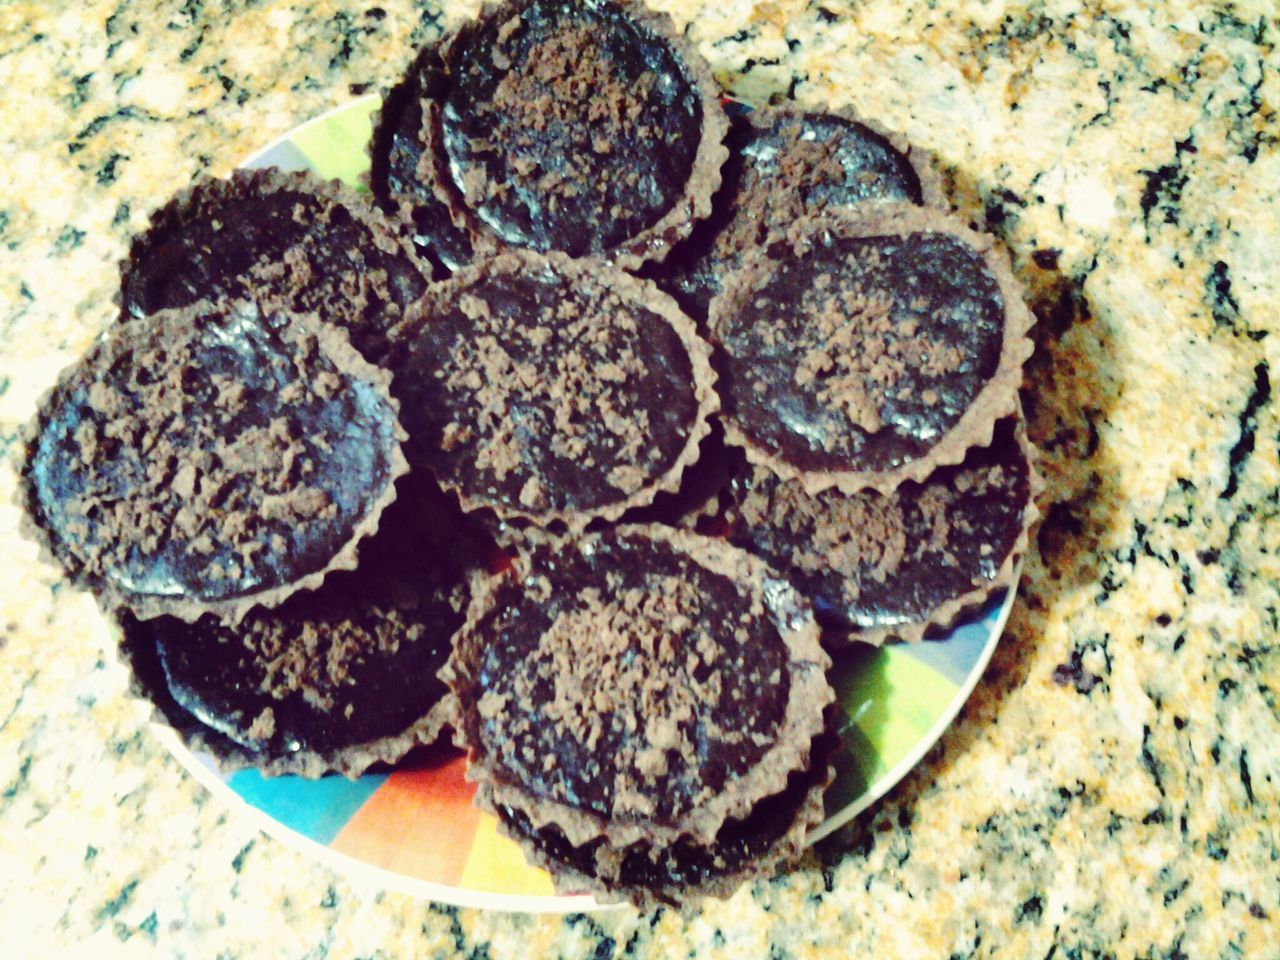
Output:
(2, 1), (1277, 956)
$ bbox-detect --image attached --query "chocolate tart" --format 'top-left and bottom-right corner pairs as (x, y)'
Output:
(111, 469), (480, 778)
(20, 298), (408, 624)
(715, 416), (1039, 644)
(442, 525), (833, 849)
(662, 104), (943, 320)
(368, 44), (476, 275)
(416, 0), (729, 269)
(389, 251), (717, 534)
(490, 726), (837, 908)
(708, 204), (1034, 495)
(119, 167), (427, 364)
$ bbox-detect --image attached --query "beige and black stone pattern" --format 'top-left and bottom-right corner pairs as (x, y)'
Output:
(2, 0), (1277, 956)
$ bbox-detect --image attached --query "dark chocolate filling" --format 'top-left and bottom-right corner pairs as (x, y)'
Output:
(121, 180), (427, 363)
(28, 301), (399, 604)
(369, 46), (476, 274)
(663, 109), (924, 320)
(723, 418), (1030, 630)
(439, 0), (703, 255)
(717, 230), (1005, 474)
(394, 268), (700, 518)
(467, 531), (791, 825)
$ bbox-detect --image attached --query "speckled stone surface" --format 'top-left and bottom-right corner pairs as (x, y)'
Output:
(2, 1), (1278, 957)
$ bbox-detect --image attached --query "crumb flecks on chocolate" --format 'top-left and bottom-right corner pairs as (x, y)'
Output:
(721, 417), (1035, 641)
(22, 298), (407, 623)
(710, 205), (1034, 494)
(119, 168), (428, 364)
(447, 526), (831, 849)
(665, 106), (933, 319)
(392, 251), (716, 530)
(425, 0), (728, 267)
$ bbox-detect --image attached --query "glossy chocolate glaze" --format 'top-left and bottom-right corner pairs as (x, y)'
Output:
(395, 268), (701, 519)
(717, 230), (1006, 475)
(469, 532), (791, 824)
(368, 46), (476, 274)
(439, 0), (703, 256)
(28, 302), (399, 606)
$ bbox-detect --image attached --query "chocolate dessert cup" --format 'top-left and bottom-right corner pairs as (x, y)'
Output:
(389, 251), (717, 534)
(20, 298), (408, 624)
(443, 525), (833, 850)
(708, 204), (1034, 495)
(411, 0), (729, 269)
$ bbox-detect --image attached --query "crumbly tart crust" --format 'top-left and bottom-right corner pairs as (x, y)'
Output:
(416, 0), (730, 269)
(388, 250), (718, 534)
(117, 166), (428, 364)
(443, 525), (833, 849)
(716, 415), (1041, 645)
(19, 298), (408, 625)
(492, 725), (839, 909)
(659, 102), (945, 321)
(708, 204), (1034, 496)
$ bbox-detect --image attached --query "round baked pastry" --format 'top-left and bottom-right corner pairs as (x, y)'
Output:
(390, 251), (717, 533)
(113, 469), (481, 777)
(368, 44), (476, 275)
(714, 416), (1038, 643)
(663, 104), (940, 320)
(21, 298), (407, 623)
(491, 727), (836, 907)
(708, 205), (1033, 494)
(119, 168), (427, 364)
(414, 0), (728, 267)
(443, 525), (833, 849)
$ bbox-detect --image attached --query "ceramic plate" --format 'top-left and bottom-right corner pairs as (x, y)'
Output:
(152, 96), (1017, 914)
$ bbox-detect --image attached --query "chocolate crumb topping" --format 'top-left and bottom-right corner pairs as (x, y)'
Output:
(710, 205), (1032, 493)
(720, 417), (1034, 639)
(120, 168), (427, 364)
(447, 526), (831, 847)
(22, 298), (406, 622)
(392, 252), (716, 529)
(664, 106), (932, 320)
(424, 0), (728, 266)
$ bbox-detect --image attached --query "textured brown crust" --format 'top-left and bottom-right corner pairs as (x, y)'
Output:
(116, 166), (427, 364)
(443, 524), (833, 849)
(710, 203), (1034, 497)
(416, 0), (730, 270)
(389, 249), (718, 534)
(839, 414), (1040, 646)
(108, 614), (454, 779)
(18, 299), (409, 625)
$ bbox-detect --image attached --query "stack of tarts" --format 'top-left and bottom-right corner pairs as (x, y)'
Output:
(20, 0), (1038, 908)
